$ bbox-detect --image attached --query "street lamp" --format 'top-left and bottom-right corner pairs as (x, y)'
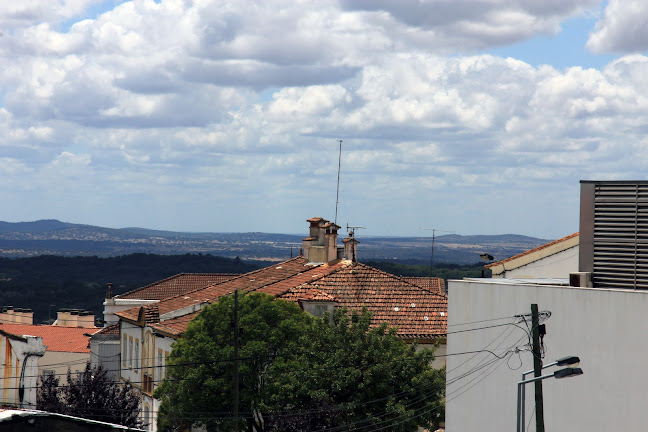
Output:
(519, 356), (580, 430)
(480, 253), (507, 278)
(516, 356), (583, 432)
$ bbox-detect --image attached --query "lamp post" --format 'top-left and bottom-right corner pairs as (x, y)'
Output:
(516, 359), (583, 432)
(519, 356), (580, 429)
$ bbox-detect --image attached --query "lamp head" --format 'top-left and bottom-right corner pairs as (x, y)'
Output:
(554, 367), (583, 379)
(555, 356), (580, 367)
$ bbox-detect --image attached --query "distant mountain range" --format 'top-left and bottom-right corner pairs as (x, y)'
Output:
(0, 220), (551, 264)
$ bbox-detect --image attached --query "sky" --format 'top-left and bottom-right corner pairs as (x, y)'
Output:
(1, 0), (648, 239)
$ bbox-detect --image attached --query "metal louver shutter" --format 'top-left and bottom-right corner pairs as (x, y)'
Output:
(592, 183), (648, 289)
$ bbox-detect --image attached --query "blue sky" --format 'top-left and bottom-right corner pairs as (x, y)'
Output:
(1, 0), (648, 239)
(488, 14), (616, 70)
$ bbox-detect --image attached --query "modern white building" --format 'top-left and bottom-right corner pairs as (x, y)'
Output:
(446, 180), (648, 432)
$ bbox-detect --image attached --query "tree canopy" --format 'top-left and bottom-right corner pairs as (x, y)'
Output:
(37, 363), (141, 428)
(154, 292), (445, 432)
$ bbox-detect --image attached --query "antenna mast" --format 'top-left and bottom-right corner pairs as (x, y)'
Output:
(419, 227), (454, 277)
(346, 223), (365, 263)
(334, 139), (342, 225)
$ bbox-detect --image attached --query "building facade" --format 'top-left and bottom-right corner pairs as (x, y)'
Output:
(114, 217), (448, 431)
(0, 329), (45, 408)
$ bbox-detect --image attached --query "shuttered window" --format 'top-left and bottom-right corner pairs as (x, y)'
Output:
(592, 182), (648, 289)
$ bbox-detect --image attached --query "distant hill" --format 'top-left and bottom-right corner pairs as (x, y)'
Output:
(0, 219), (551, 264)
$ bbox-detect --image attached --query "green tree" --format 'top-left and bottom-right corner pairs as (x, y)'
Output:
(36, 363), (141, 428)
(155, 293), (445, 432)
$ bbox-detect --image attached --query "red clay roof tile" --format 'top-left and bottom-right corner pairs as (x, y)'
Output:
(118, 273), (239, 300)
(135, 257), (447, 340)
(0, 324), (97, 353)
(402, 277), (446, 295)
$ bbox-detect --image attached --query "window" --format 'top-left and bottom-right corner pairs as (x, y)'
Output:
(134, 338), (139, 372)
(143, 405), (150, 430)
(157, 349), (163, 381)
(129, 337), (133, 369)
(42, 370), (54, 379)
(143, 374), (153, 394)
(122, 334), (127, 367)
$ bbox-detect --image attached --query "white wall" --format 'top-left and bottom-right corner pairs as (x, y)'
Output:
(120, 321), (142, 385)
(39, 351), (90, 380)
(0, 334), (45, 408)
(120, 320), (176, 432)
(495, 245), (579, 279)
(446, 278), (648, 432)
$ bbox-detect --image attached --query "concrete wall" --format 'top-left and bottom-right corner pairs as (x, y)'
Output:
(446, 278), (648, 432)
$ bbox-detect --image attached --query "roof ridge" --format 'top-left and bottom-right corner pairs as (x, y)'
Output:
(484, 232), (579, 268)
(117, 273), (247, 299)
(243, 258), (337, 296)
(116, 273), (184, 298)
(400, 276), (447, 297)
(352, 263), (449, 299)
(198, 256), (309, 295)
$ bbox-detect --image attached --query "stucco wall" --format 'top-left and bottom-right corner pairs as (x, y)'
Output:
(446, 278), (648, 432)
(40, 351), (91, 380)
(494, 245), (579, 279)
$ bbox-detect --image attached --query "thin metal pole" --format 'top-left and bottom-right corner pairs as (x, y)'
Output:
(517, 382), (522, 432)
(521, 360), (558, 430)
(233, 290), (240, 432)
(520, 377), (525, 431)
(517, 373), (555, 432)
(334, 139), (342, 226)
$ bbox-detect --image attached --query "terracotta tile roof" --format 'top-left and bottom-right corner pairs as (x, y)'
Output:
(307, 217), (325, 223)
(118, 273), (239, 300)
(297, 289), (338, 302)
(149, 312), (200, 336)
(484, 232), (579, 269)
(0, 324), (97, 353)
(128, 257), (447, 340)
(94, 323), (120, 336)
(281, 263), (447, 339)
(402, 277), (446, 295)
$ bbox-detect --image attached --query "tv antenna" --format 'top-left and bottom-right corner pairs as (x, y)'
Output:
(419, 227), (454, 277)
(346, 223), (365, 263)
(334, 139), (342, 225)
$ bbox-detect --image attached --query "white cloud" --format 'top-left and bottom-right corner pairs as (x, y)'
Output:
(587, 0), (648, 53)
(5, 0), (648, 237)
(341, 0), (600, 50)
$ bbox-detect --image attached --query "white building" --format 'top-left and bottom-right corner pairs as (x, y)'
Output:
(0, 329), (46, 408)
(446, 180), (648, 432)
(484, 232), (579, 279)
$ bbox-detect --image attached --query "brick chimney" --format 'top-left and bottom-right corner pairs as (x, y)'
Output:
(54, 309), (96, 327)
(302, 217), (341, 264)
(0, 306), (34, 324)
(343, 231), (360, 262)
